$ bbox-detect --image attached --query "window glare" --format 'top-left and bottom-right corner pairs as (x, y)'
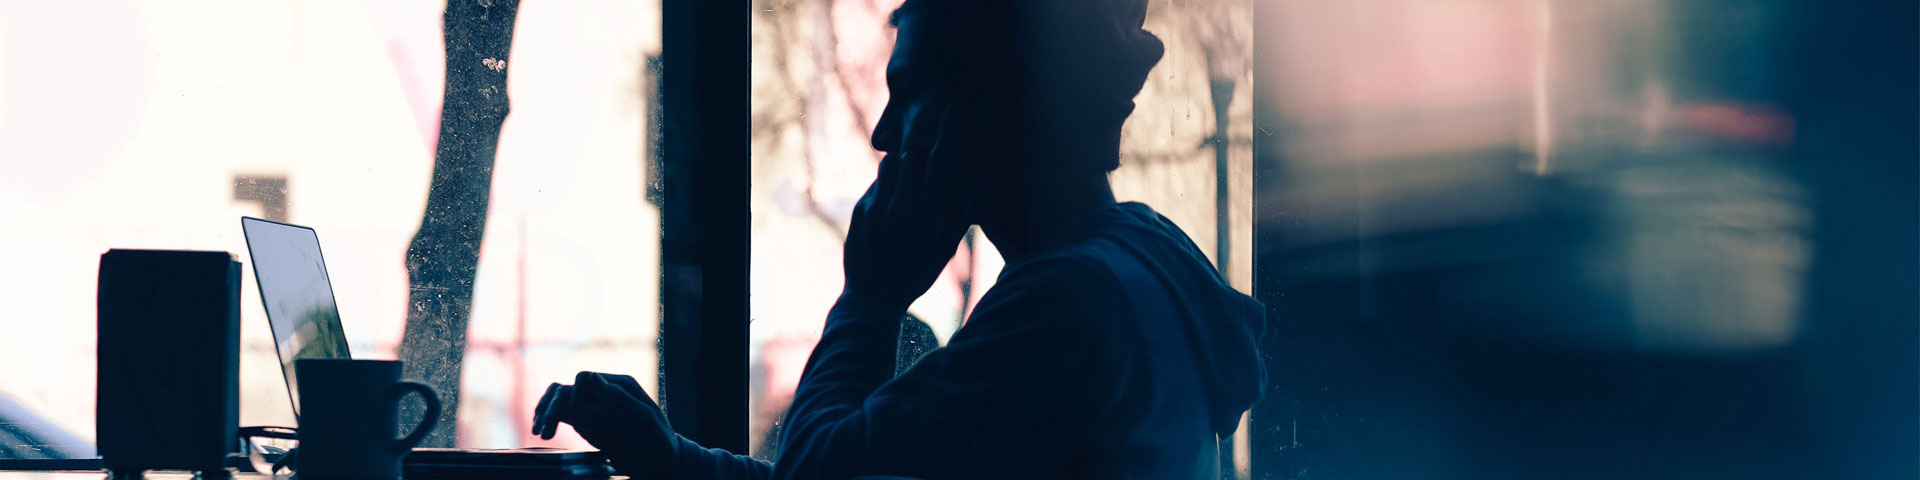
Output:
(0, 0), (663, 455)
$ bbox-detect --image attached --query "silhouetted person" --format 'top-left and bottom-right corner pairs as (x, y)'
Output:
(532, 0), (1265, 478)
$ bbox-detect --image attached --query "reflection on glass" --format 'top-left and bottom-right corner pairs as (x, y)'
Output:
(1257, 0), (1807, 352)
(1246, 0), (1851, 477)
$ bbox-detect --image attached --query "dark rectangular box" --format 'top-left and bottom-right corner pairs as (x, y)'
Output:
(96, 249), (240, 474)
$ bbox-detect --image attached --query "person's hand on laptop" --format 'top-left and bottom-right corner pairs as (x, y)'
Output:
(533, 372), (681, 475)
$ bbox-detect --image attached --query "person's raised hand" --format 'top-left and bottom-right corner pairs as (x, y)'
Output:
(532, 372), (680, 476)
(841, 107), (972, 314)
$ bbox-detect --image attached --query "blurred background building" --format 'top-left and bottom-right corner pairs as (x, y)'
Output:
(1249, 1), (1913, 478)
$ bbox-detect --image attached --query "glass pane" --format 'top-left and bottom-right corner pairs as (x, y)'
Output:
(0, 0), (662, 456)
(748, 0), (1253, 464)
(1247, 0), (1910, 477)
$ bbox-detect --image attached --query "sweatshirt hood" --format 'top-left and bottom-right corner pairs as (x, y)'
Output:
(1083, 202), (1268, 436)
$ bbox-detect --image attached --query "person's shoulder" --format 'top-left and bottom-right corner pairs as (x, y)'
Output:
(982, 242), (1131, 313)
(999, 242), (1124, 288)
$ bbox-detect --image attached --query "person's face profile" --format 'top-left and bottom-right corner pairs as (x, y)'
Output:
(871, 9), (1005, 224)
(873, 11), (943, 158)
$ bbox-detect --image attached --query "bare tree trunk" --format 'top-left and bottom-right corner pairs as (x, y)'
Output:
(398, 0), (521, 448)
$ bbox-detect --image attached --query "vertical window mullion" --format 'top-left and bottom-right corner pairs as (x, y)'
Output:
(659, 0), (750, 454)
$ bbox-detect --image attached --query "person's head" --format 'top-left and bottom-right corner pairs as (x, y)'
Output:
(870, 0), (1163, 227)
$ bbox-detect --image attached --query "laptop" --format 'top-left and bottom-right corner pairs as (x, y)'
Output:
(240, 217), (611, 479)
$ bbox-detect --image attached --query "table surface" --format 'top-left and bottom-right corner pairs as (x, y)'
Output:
(0, 471), (628, 480)
(0, 473), (282, 480)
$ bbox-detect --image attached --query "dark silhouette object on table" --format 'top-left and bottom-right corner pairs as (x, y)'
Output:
(96, 250), (241, 480)
(294, 359), (441, 480)
(533, 0), (1265, 478)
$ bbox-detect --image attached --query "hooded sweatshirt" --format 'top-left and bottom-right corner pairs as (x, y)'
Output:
(669, 202), (1267, 480)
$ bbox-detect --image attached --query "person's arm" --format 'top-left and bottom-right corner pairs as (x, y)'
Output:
(674, 436), (774, 479)
(773, 257), (1122, 480)
(533, 372), (772, 480)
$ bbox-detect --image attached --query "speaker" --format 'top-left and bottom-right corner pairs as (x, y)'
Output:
(97, 249), (241, 476)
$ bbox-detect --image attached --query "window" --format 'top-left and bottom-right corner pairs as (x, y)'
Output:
(1247, 0), (1913, 477)
(6, 0), (1911, 475)
(747, 0), (1254, 468)
(0, 0), (664, 456)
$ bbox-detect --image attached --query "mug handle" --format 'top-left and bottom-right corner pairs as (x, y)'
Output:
(392, 381), (441, 454)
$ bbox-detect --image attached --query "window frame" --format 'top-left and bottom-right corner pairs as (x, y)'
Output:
(657, 0), (752, 455)
(1248, 0), (1280, 475)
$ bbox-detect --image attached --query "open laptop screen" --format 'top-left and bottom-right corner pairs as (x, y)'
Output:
(241, 217), (351, 417)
